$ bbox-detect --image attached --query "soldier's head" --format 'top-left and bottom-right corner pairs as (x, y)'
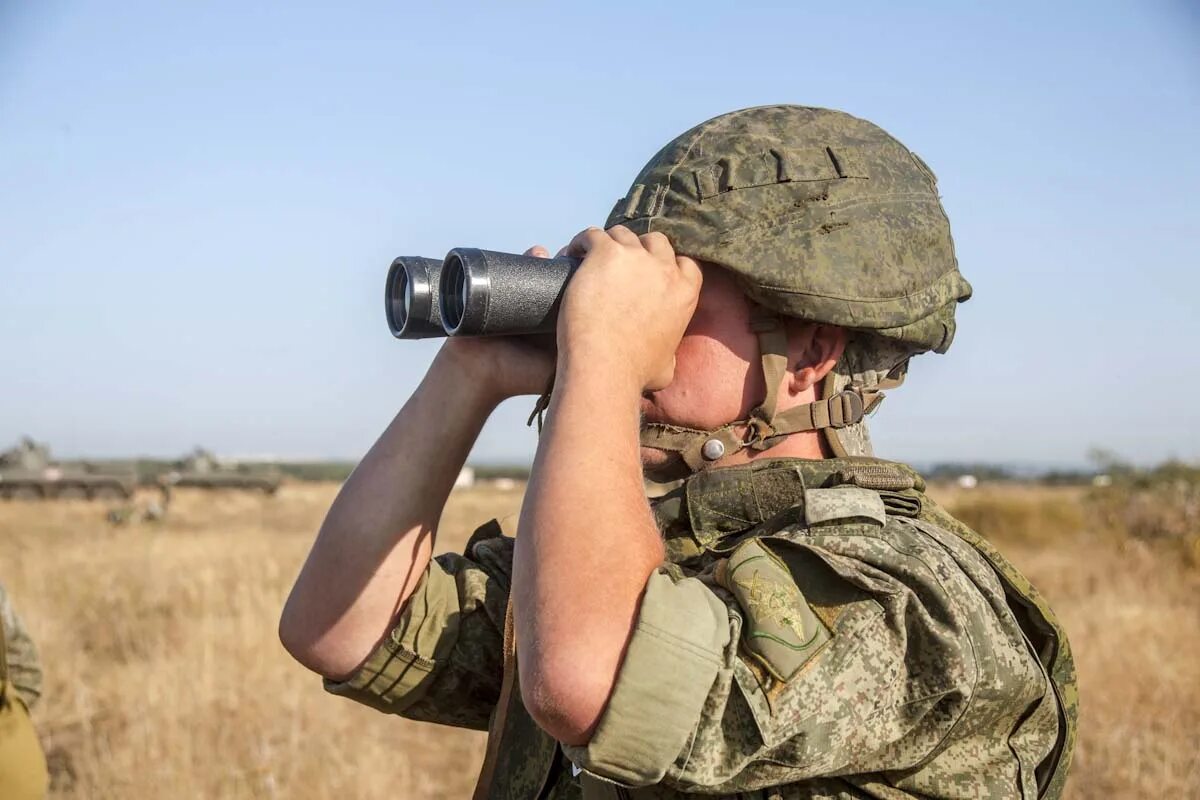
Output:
(608, 105), (971, 478)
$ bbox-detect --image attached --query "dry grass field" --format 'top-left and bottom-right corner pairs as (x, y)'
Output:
(2, 480), (1197, 798)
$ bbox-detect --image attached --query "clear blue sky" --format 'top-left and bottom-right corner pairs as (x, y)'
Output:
(2, 1), (1197, 466)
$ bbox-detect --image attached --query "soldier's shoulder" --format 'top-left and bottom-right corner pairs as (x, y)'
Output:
(752, 480), (938, 551)
(745, 480), (1013, 631)
(748, 477), (977, 555)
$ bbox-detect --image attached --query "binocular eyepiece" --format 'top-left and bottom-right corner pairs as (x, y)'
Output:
(386, 249), (580, 339)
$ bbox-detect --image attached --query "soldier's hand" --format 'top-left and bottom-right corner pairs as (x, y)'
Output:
(558, 226), (701, 392)
(439, 246), (557, 403)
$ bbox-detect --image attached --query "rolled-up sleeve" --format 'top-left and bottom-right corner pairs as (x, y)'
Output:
(561, 570), (731, 785)
(324, 521), (512, 731)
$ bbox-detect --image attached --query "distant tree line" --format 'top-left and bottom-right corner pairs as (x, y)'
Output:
(471, 464), (533, 480)
(922, 463), (1020, 482)
(59, 458), (532, 484)
(57, 454), (1194, 488)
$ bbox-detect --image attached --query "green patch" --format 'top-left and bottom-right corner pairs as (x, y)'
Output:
(718, 539), (830, 682)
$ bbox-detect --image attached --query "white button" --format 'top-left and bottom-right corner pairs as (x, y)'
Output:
(701, 439), (726, 460)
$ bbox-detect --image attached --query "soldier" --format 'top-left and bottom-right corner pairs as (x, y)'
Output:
(1, 582), (49, 799)
(281, 106), (1076, 798)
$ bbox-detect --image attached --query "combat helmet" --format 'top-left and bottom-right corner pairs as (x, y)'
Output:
(606, 105), (972, 468)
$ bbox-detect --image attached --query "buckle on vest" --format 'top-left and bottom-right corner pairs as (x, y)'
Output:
(828, 390), (864, 428)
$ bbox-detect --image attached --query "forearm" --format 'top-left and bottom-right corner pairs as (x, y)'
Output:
(515, 357), (665, 743)
(280, 347), (497, 678)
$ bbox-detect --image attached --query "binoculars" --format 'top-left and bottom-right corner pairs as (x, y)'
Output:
(385, 249), (581, 338)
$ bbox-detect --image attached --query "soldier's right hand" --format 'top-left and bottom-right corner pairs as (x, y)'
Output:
(437, 246), (557, 404)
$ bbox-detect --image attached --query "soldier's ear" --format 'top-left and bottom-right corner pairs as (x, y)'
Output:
(788, 324), (845, 395)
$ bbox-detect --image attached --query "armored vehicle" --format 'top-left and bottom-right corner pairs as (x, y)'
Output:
(159, 448), (281, 494)
(0, 437), (136, 500)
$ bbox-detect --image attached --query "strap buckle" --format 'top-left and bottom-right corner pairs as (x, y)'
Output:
(743, 414), (776, 447)
(828, 390), (865, 428)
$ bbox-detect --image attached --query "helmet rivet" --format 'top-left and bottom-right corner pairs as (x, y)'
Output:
(701, 439), (726, 461)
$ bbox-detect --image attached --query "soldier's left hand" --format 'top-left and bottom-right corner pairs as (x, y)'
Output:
(556, 225), (701, 392)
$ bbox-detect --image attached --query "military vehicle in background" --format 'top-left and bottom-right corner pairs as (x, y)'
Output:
(159, 447), (281, 494)
(0, 437), (136, 500)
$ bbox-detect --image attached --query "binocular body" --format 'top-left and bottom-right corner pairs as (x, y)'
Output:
(386, 249), (581, 339)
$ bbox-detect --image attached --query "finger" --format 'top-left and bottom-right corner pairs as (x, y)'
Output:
(607, 224), (641, 247)
(524, 245), (551, 258)
(564, 226), (611, 258)
(676, 255), (704, 288)
(555, 244), (570, 258)
(638, 231), (674, 259)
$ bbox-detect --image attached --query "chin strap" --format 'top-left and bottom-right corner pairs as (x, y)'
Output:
(639, 309), (889, 472)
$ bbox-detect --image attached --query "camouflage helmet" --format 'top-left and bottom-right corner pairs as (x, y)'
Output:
(607, 105), (972, 465)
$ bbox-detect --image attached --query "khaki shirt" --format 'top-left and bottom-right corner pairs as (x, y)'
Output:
(326, 458), (1075, 799)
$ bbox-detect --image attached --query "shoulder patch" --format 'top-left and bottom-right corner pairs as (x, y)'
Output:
(804, 486), (886, 527)
(717, 538), (830, 682)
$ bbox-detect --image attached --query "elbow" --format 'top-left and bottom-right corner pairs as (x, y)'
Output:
(520, 650), (614, 746)
(278, 593), (378, 681)
(278, 595), (343, 679)
(278, 598), (318, 670)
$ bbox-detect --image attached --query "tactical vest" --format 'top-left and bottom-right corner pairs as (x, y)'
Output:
(474, 458), (1077, 800)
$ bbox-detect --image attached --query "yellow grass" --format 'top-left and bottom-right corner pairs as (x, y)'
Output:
(2, 483), (1197, 798)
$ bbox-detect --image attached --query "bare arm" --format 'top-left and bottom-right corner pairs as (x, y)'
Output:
(279, 347), (497, 678)
(515, 353), (664, 744)
(515, 227), (701, 744)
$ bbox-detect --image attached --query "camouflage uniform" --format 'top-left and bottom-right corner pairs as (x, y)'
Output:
(328, 106), (1076, 797)
(326, 458), (1075, 799)
(1, 582), (49, 799)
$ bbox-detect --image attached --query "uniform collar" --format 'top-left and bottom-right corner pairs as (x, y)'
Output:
(652, 457), (924, 560)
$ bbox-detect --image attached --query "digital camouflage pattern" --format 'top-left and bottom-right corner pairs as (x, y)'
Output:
(326, 458), (1076, 799)
(604, 105), (972, 356)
